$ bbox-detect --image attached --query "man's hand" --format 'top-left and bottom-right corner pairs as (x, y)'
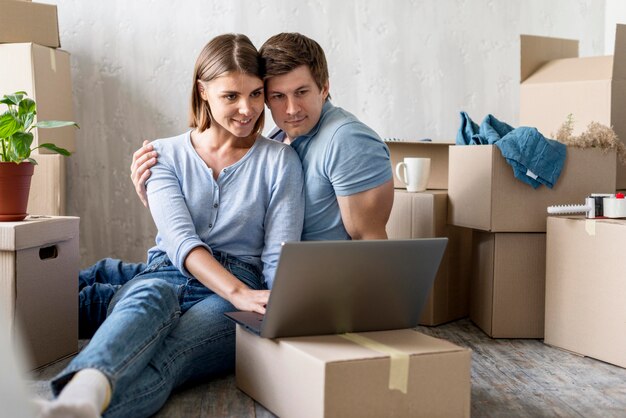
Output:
(130, 140), (158, 208)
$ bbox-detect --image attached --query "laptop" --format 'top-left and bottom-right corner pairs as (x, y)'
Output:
(225, 238), (447, 338)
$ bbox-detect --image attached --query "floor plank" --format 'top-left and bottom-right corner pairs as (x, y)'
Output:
(27, 319), (626, 417)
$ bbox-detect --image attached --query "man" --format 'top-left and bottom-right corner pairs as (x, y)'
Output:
(82, 33), (393, 333)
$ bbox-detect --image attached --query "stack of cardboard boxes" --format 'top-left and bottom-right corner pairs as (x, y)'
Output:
(386, 141), (473, 326)
(0, 0), (75, 216)
(529, 25), (626, 368)
(0, 1), (78, 369)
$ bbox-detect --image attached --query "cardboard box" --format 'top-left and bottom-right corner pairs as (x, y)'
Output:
(0, 0), (59, 47)
(519, 26), (626, 188)
(545, 216), (626, 368)
(0, 43), (75, 153)
(0, 216), (79, 368)
(386, 190), (471, 325)
(448, 145), (616, 232)
(28, 154), (66, 216)
(236, 325), (471, 418)
(470, 232), (546, 338)
(386, 141), (452, 190)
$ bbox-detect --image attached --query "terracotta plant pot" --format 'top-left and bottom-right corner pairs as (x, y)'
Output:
(0, 162), (34, 221)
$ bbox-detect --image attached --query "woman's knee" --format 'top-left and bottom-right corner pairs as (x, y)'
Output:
(108, 278), (180, 316)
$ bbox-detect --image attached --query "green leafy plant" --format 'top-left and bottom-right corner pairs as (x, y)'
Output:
(0, 91), (78, 164)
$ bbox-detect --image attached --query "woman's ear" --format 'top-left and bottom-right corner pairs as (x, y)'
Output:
(197, 81), (208, 101)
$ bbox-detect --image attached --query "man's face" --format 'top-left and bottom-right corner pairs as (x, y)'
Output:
(265, 65), (329, 141)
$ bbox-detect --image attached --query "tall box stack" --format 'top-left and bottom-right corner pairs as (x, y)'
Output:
(0, 216), (79, 369)
(386, 190), (472, 326)
(448, 145), (616, 338)
(0, 0), (74, 216)
(519, 25), (626, 189)
(545, 216), (626, 368)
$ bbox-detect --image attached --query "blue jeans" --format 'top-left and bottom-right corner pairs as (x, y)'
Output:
(54, 252), (264, 418)
(79, 258), (147, 338)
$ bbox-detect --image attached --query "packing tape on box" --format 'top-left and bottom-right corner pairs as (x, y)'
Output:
(585, 219), (596, 236)
(50, 48), (56, 72)
(340, 333), (409, 394)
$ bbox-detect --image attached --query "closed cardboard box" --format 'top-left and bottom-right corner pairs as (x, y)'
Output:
(0, 0), (59, 47)
(0, 216), (79, 369)
(0, 43), (75, 153)
(386, 141), (452, 190)
(448, 145), (615, 232)
(470, 232), (546, 338)
(545, 216), (626, 368)
(386, 190), (471, 325)
(28, 154), (66, 216)
(236, 325), (471, 418)
(519, 25), (626, 188)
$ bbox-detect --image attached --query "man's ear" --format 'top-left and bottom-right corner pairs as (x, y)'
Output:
(197, 81), (207, 101)
(321, 81), (330, 100)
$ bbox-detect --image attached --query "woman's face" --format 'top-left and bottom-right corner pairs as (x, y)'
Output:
(200, 72), (264, 138)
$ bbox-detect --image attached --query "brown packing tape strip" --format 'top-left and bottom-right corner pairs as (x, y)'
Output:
(585, 219), (596, 236)
(340, 333), (410, 394)
(50, 48), (57, 72)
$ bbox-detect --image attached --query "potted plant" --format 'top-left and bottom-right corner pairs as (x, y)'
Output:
(0, 91), (78, 221)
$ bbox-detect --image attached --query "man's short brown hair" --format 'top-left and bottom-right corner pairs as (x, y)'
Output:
(259, 33), (330, 94)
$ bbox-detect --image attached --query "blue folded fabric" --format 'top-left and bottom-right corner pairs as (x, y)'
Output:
(456, 112), (566, 189)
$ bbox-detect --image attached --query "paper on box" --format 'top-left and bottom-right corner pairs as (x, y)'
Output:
(520, 25), (626, 188)
(545, 216), (626, 368)
(447, 145), (616, 232)
(236, 325), (471, 418)
(0, 43), (75, 153)
(386, 141), (452, 190)
(386, 190), (471, 325)
(0, 216), (79, 369)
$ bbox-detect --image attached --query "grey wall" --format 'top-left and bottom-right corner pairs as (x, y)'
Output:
(41, 0), (606, 267)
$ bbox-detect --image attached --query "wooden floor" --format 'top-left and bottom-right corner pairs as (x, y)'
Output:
(29, 318), (626, 417)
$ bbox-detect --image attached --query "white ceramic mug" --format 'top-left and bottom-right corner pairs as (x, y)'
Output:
(395, 157), (431, 192)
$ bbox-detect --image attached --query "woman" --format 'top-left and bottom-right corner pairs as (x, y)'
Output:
(38, 34), (304, 418)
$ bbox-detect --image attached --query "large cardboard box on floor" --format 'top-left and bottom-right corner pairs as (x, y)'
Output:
(470, 231), (546, 338)
(27, 154), (66, 216)
(0, 43), (75, 153)
(448, 145), (616, 232)
(0, 0), (59, 47)
(0, 216), (79, 369)
(545, 216), (626, 368)
(386, 190), (472, 325)
(386, 141), (453, 190)
(519, 25), (626, 188)
(236, 325), (471, 418)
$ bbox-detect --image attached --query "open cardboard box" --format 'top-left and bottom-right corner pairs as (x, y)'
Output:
(386, 141), (453, 190)
(520, 24), (626, 188)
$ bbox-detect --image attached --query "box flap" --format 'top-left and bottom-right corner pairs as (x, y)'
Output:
(520, 34), (578, 82)
(523, 56), (613, 84)
(613, 24), (626, 80)
(277, 329), (466, 364)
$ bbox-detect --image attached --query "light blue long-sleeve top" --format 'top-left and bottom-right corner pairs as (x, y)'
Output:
(145, 131), (305, 288)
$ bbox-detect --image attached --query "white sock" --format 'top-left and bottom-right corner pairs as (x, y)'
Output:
(37, 368), (111, 418)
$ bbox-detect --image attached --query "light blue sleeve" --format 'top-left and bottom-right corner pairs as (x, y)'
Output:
(145, 142), (210, 277)
(325, 122), (393, 196)
(261, 146), (305, 289)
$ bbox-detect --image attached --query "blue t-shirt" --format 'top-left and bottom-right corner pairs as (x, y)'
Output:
(145, 131), (305, 288)
(270, 101), (392, 241)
